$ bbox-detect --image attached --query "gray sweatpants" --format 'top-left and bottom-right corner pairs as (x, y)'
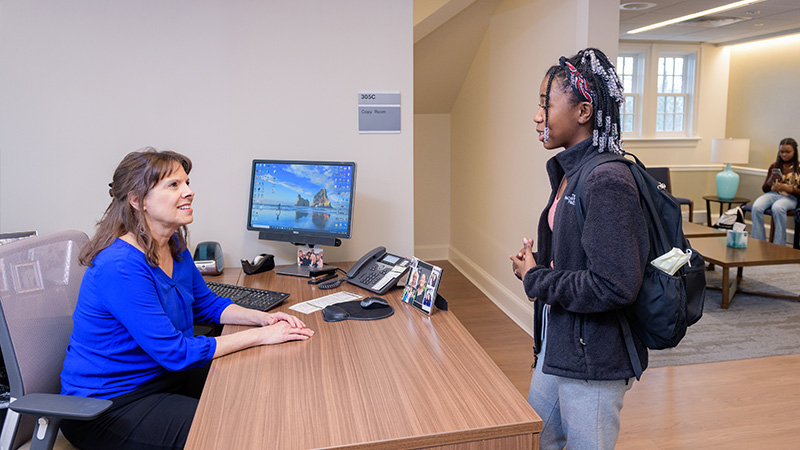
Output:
(527, 320), (634, 450)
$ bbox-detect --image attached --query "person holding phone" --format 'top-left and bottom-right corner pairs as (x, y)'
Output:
(751, 138), (800, 245)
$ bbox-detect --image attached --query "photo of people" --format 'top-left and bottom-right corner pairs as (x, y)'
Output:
(401, 258), (442, 315)
(297, 247), (324, 269)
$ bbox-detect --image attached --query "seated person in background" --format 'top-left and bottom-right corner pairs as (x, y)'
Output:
(60, 147), (314, 450)
(751, 138), (800, 245)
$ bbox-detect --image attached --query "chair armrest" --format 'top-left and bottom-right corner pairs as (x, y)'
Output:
(10, 393), (111, 420)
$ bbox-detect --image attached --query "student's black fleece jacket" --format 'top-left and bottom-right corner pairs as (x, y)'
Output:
(523, 137), (650, 381)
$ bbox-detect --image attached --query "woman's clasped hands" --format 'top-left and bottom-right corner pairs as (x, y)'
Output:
(510, 237), (536, 280)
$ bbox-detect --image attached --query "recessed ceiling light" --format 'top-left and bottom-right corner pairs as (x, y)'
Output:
(620, 2), (656, 11)
(628, 0), (765, 34)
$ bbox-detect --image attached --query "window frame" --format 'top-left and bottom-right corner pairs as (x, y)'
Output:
(618, 42), (700, 142)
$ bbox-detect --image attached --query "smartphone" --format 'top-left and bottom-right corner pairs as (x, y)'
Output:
(771, 168), (782, 184)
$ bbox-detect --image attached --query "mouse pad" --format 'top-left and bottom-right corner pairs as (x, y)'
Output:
(322, 300), (394, 322)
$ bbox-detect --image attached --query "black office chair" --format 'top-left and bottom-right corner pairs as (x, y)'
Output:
(0, 231), (110, 450)
(645, 167), (694, 222)
(741, 204), (798, 246)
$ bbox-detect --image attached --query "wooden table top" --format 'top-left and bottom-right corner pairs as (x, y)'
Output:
(682, 221), (727, 238)
(689, 237), (800, 267)
(187, 266), (540, 450)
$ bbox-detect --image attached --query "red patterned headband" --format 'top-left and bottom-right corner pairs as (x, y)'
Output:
(560, 57), (593, 104)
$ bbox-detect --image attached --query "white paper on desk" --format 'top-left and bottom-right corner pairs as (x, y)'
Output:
(289, 291), (363, 314)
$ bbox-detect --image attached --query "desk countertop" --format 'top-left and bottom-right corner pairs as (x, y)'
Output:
(187, 266), (540, 450)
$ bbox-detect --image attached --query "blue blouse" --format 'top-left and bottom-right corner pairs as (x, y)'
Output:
(60, 239), (233, 399)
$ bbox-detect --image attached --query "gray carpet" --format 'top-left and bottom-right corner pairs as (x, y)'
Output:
(648, 263), (800, 368)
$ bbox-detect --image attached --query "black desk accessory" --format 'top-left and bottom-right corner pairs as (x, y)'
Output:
(400, 258), (444, 315)
(322, 300), (394, 322)
(241, 253), (275, 275)
(195, 241), (224, 275)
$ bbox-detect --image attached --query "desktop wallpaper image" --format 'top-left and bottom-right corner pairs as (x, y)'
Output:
(249, 162), (353, 235)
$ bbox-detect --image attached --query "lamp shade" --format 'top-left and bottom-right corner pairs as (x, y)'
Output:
(711, 138), (750, 200)
(710, 138), (750, 164)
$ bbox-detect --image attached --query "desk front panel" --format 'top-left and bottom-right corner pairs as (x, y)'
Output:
(187, 267), (540, 450)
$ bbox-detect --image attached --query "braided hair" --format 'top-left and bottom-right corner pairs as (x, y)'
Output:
(775, 137), (799, 174)
(542, 48), (624, 154)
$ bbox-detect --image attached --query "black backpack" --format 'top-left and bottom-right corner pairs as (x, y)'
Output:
(574, 151), (706, 380)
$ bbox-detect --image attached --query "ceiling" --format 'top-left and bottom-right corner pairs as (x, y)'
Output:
(414, 0), (800, 114)
(619, 0), (800, 44)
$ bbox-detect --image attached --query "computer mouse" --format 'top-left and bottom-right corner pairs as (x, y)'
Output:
(360, 296), (389, 309)
(322, 305), (350, 322)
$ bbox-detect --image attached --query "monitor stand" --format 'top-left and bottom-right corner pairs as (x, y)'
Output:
(276, 263), (338, 278)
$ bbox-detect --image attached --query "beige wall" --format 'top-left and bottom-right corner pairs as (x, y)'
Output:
(727, 34), (800, 171)
(414, 114), (451, 260)
(447, 0), (620, 333)
(725, 34), (800, 239)
(0, 0), (414, 266)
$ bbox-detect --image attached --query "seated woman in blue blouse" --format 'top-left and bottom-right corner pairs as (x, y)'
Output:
(60, 148), (314, 450)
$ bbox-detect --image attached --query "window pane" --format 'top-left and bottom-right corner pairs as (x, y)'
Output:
(623, 76), (632, 93)
(674, 75), (683, 93)
(624, 115), (634, 132)
(675, 57), (684, 75)
(657, 96), (665, 113)
(658, 58), (666, 75)
(624, 97), (634, 114)
(675, 114), (684, 131)
(666, 97), (674, 114)
(676, 97), (684, 113)
(656, 115), (664, 131)
(665, 115), (674, 131)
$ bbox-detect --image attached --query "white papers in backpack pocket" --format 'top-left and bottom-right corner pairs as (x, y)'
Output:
(650, 247), (692, 276)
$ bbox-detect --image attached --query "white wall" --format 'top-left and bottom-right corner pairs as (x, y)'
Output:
(0, 1), (414, 266)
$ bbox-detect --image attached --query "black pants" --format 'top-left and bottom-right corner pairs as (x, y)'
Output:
(60, 364), (209, 450)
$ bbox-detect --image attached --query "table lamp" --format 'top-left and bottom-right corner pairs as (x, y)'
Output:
(710, 138), (750, 200)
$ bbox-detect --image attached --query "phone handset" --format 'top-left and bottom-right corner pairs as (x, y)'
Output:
(347, 246), (387, 279)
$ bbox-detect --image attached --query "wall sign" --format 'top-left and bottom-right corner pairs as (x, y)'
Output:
(358, 92), (401, 133)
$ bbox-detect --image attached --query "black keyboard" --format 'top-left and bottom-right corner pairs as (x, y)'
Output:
(206, 281), (289, 312)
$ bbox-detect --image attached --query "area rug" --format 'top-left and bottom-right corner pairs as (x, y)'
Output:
(648, 263), (800, 368)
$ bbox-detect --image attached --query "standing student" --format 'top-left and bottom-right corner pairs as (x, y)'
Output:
(510, 48), (649, 449)
(60, 148), (314, 450)
(750, 138), (800, 245)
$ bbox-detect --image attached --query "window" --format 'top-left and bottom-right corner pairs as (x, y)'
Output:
(656, 55), (687, 133)
(616, 55), (638, 133)
(618, 44), (698, 140)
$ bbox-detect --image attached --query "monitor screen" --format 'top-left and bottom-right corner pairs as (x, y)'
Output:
(247, 160), (356, 247)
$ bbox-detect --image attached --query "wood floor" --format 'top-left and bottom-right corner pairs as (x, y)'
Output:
(433, 260), (800, 450)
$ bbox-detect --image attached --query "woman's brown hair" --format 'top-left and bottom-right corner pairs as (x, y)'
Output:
(80, 147), (193, 266)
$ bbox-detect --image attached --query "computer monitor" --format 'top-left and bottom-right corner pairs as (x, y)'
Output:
(247, 159), (356, 250)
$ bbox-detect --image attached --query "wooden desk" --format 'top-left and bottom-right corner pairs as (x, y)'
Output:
(187, 266), (541, 450)
(689, 237), (800, 309)
(682, 221), (727, 238)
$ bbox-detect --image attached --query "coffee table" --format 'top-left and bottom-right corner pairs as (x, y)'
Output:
(689, 236), (800, 308)
(682, 221), (727, 238)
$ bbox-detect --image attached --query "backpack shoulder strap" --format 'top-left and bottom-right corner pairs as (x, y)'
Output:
(573, 151), (629, 232)
(573, 150), (652, 381)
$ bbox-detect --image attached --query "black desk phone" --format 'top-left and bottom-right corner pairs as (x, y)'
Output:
(346, 246), (411, 295)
